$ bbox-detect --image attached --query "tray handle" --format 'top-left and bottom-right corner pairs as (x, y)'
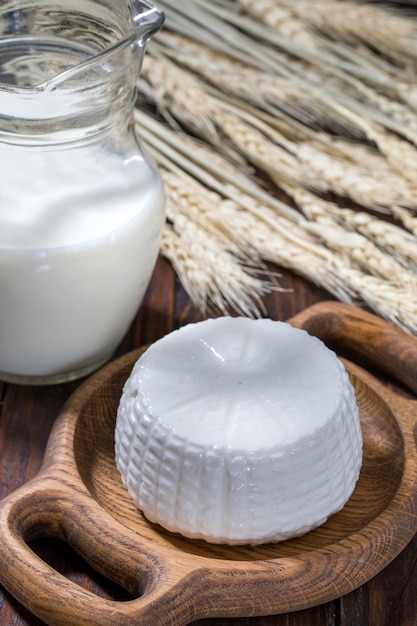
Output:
(289, 301), (417, 396)
(0, 473), (179, 626)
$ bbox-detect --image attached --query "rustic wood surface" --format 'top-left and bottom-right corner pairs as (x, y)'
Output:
(1, 256), (417, 625)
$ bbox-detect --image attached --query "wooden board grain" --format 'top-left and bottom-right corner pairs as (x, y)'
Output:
(0, 301), (416, 626)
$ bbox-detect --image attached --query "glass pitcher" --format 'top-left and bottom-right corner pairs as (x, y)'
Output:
(0, 0), (165, 384)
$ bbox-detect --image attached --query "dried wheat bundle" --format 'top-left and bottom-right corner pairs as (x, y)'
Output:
(157, 0), (417, 158)
(135, 0), (417, 336)
(205, 0), (417, 85)
(160, 163), (359, 313)
(139, 108), (417, 334)
(163, 162), (417, 335)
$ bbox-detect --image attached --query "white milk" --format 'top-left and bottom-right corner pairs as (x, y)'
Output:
(0, 141), (165, 383)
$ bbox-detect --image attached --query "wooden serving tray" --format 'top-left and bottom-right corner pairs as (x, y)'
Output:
(0, 301), (417, 626)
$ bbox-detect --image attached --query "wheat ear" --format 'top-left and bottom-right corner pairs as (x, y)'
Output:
(162, 202), (273, 318)
(287, 0), (417, 62)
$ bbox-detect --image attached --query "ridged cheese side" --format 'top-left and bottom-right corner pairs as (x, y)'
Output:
(115, 317), (362, 545)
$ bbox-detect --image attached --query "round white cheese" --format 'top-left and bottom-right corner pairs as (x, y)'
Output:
(115, 317), (362, 545)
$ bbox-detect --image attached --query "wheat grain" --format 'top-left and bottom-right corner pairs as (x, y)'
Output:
(393, 208), (417, 237)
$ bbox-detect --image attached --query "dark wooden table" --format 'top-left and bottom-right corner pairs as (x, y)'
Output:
(0, 255), (416, 626)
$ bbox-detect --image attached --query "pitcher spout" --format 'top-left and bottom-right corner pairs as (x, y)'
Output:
(0, 0), (165, 136)
(132, 0), (165, 46)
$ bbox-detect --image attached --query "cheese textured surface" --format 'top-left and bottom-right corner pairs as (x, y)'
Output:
(115, 317), (362, 545)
